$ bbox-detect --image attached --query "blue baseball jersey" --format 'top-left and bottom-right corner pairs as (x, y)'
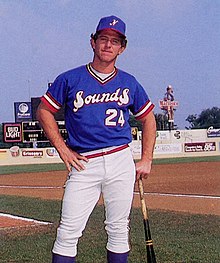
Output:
(41, 64), (154, 153)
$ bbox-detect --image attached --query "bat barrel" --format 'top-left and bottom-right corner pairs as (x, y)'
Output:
(147, 246), (157, 263)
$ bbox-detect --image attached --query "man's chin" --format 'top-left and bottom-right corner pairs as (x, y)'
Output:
(100, 55), (117, 63)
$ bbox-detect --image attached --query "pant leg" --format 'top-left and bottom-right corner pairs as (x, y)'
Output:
(102, 147), (136, 254)
(53, 158), (104, 257)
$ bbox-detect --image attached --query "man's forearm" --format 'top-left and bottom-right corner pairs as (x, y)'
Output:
(135, 111), (156, 180)
(141, 111), (156, 161)
(36, 104), (67, 153)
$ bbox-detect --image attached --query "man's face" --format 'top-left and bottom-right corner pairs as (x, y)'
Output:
(91, 30), (126, 63)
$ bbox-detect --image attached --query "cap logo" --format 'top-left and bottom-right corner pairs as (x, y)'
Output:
(110, 19), (118, 26)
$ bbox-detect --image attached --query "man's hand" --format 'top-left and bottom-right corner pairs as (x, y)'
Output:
(135, 158), (152, 181)
(58, 146), (89, 172)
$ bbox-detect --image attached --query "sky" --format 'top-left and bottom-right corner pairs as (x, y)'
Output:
(0, 0), (220, 129)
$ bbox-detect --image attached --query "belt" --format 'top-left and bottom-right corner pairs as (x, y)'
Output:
(85, 144), (129, 159)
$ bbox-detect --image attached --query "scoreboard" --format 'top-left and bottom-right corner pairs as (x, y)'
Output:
(22, 121), (68, 142)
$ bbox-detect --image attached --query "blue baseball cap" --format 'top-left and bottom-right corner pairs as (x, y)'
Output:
(96, 15), (126, 38)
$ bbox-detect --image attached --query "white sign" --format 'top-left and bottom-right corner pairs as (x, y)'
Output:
(154, 144), (182, 154)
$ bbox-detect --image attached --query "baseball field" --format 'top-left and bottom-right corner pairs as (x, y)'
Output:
(0, 156), (220, 262)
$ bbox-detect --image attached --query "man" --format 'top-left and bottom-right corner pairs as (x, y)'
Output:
(37, 15), (156, 263)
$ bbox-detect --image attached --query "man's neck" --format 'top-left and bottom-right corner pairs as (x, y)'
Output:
(91, 60), (115, 74)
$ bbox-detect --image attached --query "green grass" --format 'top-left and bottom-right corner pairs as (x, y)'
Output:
(1, 155), (219, 175)
(0, 163), (66, 175)
(0, 195), (220, 263)
(1, 156), (220, 262)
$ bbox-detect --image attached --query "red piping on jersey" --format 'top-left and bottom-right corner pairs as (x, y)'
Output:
(85, 144), (129, 159)
(41, 96), (58, 113)
(46, 92), (62, 107)
(136, 103), (155, 120)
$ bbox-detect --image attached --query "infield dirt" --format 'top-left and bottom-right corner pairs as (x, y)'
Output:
(0, 161), (220, 229)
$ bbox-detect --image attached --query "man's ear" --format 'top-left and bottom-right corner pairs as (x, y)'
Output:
(90, 38), (95, 50)
(118, 46), (126, 55)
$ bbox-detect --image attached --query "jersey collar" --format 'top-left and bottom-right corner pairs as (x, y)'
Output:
(86, 63), (118, 84)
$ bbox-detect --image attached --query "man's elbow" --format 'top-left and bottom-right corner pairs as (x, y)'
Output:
(36, 102), (53, 122)
(36, 103), (44, 122)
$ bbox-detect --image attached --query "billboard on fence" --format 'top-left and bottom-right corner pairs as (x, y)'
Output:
(207, 126), (220, 138)
(184, 142), (216, 152)
(154, 143), (182, 154)
(14, 102), (32, 122)
(3, 123), (22, 143)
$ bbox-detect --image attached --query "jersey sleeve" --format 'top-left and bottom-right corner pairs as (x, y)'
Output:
(41, 73), (68, 113)
(130, 80), (155, 120)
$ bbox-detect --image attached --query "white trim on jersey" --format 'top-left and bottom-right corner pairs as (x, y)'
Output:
(134, 101), (153, 118)
(43, 94), (61, 111)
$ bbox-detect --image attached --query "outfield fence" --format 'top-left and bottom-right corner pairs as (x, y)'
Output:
(1, 128), (220, 166)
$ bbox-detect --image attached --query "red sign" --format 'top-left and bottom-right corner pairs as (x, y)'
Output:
(22, 150), (43, 157)
(3, 123), (22, 143)
(184, 142), (216, 152)
(159, 100), (179, 108)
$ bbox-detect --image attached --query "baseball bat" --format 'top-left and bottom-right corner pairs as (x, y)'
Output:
(138, 176), (157, 263)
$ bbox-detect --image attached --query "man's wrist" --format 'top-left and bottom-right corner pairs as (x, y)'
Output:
(141, 156), (153, 162)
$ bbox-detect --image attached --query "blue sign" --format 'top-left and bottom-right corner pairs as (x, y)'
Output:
(207, 126), (220, 138)
(14, 102), (32, 122)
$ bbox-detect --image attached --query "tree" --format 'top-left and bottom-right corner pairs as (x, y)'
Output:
(128, 115), (142, 130)
(186, 107), (220, 129)
(154, 113), (169, 130)
(129, 113), (176, 131)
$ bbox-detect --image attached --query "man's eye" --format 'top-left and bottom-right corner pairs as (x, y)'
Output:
(100, 36), (108, 41)
(112, 39), (120, 45)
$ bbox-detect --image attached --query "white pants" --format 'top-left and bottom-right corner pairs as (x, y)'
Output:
(52, 146), (136, 257)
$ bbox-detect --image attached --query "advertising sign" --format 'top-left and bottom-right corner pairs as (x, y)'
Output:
(14, 102), (32, 122)
(3, 123), (22, 143)
(184, 142), (216, 152)
(154, 143), (182, 154)
(207, 126), (220, 138)
(22, 150), (44, 157)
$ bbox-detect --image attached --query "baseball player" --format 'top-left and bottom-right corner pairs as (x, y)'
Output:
(37, 15), (156, 263)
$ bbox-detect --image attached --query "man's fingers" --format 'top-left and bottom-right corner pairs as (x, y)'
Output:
(70, 154), (89, 171)
(136, 167), (150, 181)
(62, 150), (89, 172)
(64, 158), (86, 172)
(77, 155), (89, 163)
